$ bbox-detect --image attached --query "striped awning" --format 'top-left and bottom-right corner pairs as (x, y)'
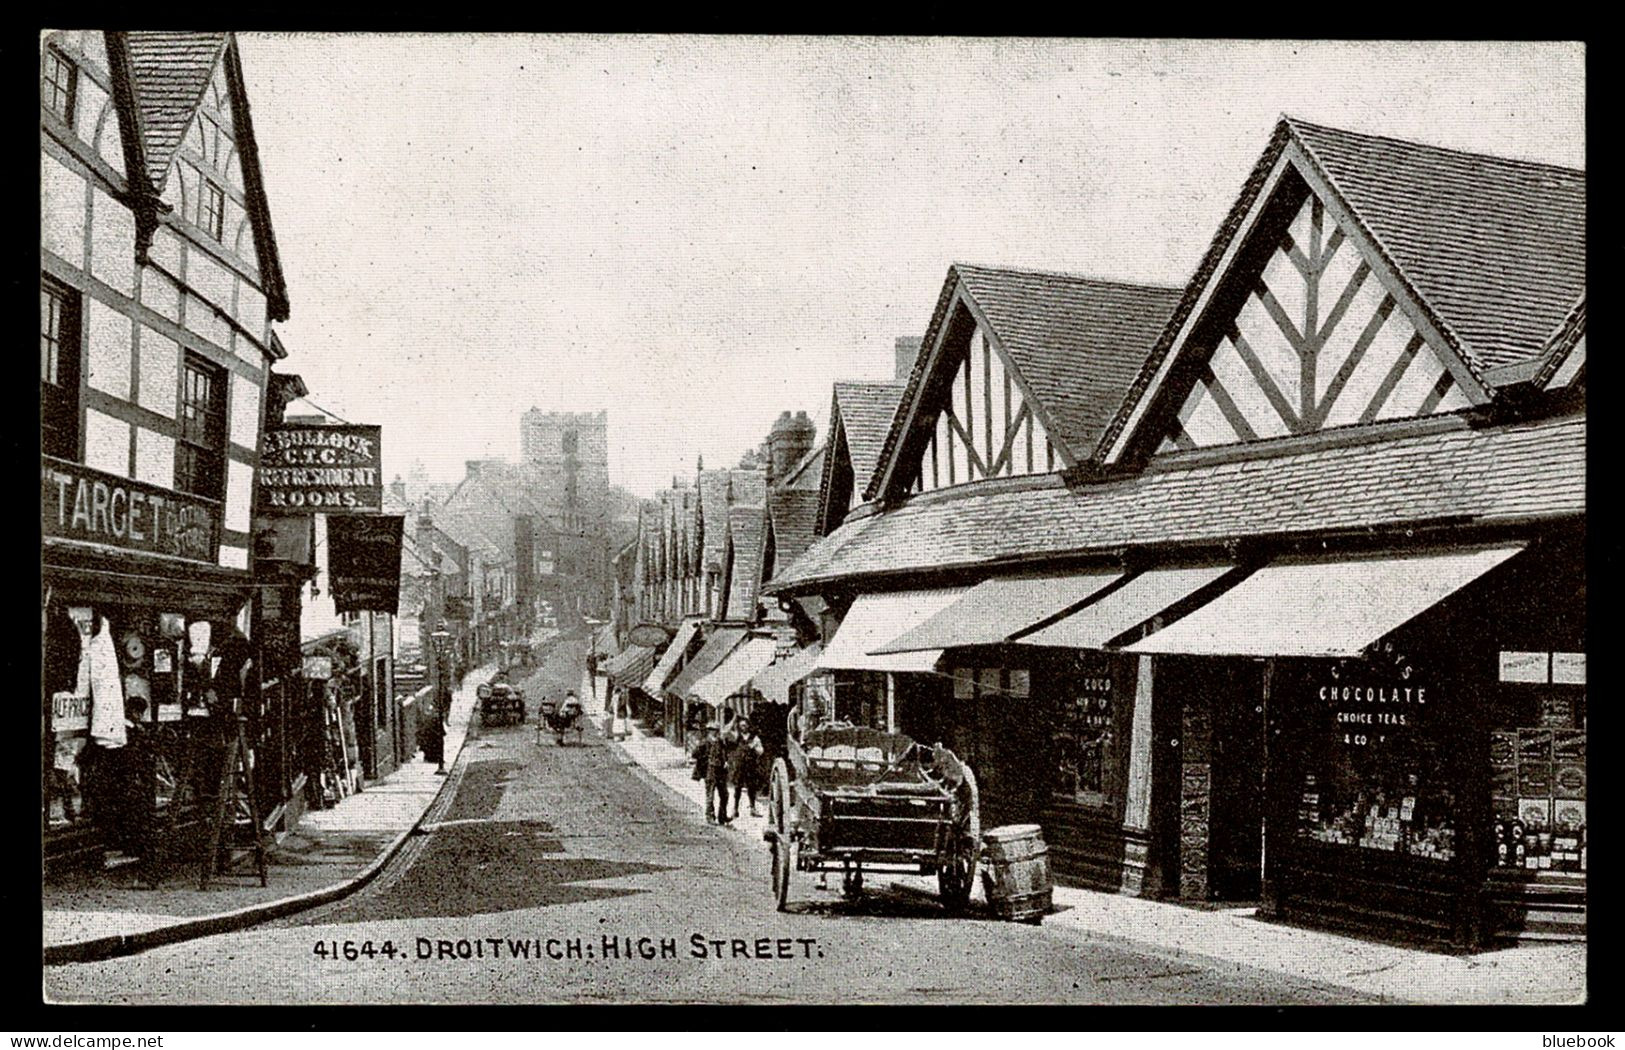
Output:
(642, 617), (704, 696)
(689, 636), (779, 706)
(749, 643), (822, 704)
(602, 644), (657, 686)
(665, 627), (747, 698)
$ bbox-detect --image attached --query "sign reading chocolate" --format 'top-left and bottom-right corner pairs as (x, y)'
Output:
(1321, 649), (1430, 747)
(258, 424), (383, 514)
(42, 456), (220, 563)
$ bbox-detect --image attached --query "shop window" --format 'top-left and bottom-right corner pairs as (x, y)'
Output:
(41, 277), (82, 461)
(1051, 665), (1116, 810)
(176, 352), (226, 501)
(1296, 665), (1457, 862)
(42, 49), (76, 125)
(1489, 658), (1585, 875)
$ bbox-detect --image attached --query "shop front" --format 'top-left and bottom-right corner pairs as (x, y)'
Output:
(44, 521), (258, 879)
(1128, 535), (1584, 945)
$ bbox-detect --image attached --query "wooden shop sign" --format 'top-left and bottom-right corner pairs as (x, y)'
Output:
(258, 424), (383, 514)
(42, 456), (219, 563)
(328, 515), (404, 615)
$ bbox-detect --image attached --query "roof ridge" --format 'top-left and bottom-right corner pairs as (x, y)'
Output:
(1282, 115), (1585, 178)
(953, 260), (1187, 292)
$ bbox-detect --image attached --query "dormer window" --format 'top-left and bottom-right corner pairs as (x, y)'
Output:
(201, 180), (226, 241)
(42, 50), (76, 125)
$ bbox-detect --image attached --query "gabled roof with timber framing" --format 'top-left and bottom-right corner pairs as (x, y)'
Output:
(107, 32), (290, 321)
(867, 264), (1182, 502)
(1098, 117), (1586, 466)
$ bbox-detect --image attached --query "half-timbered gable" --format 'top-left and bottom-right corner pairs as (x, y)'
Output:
(1099, 118), (1586, 465)
(815, 380), (905, 535)
(41, 32), (290, 576)
(868, 265), (1182, 503)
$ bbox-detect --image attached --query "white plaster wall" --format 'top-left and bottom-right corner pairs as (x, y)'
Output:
(84, 409), (130, 477)
(40, 152), (87, 264)
(187, 246), (234, 310)
(138, 326), (179, 417)
(140, 268), (181, 322)
(90, 188), (136, 295)
(85, 297), (132, 399)
(185, 293), (233, 350)
(225, 458), (253, 533)
(229, 372), (261, 449)
(150, 226), (183, 273)
(134, 427), (175, 487)
(236, 283), (267, 341)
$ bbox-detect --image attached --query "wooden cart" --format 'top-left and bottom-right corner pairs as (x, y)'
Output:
(763, 725), (979, 912)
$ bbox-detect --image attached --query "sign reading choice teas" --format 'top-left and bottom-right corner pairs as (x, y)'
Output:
(327, 515), (404, 614)
(258, 424), (383, 514)
(42, 456), (219, 563)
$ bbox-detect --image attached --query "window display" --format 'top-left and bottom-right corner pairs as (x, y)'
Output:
(1052, 668), (1116, 809)
(1297, 663), (1455, 862)
(1492, 726), (1585, 873)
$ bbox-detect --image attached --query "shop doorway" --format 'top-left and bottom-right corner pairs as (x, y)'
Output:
(1207, 660), (1265, 900)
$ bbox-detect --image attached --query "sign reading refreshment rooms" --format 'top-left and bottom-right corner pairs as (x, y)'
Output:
(259, 424), (384, 514)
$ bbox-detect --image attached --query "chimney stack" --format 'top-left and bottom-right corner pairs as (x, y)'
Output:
(768, 409), (817, 486)
(390, 475), (407, 503)
(895, 336), (922, 381)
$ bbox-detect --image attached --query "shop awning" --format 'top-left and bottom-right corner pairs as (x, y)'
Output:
(665, 627), (748, 698)
(642, 617), (704, 695)
(750, 643), (823, 704)
(817, 587), (968, 673)
(603, 644), (657, 686)
(1013, 565), (1235, 649)
(873, 570), (1122, 654)
(689, 636), (779, 706)
(1125, 545), (1525, 658)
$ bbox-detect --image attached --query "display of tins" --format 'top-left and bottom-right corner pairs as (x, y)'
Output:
(1489, 731), (1516, 768)
(1555, 764), (1586, 800)
(1552, 730), (1585, 763)
(1519, 763), (1552, 797)
(1519, 798), (1551, 830)
(1518, 730), (1552, 764)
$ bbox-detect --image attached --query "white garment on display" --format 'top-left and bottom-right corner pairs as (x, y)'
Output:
(87, 617), (128, 748)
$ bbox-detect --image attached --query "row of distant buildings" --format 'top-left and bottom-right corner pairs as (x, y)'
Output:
(599, 116), (1585, 950)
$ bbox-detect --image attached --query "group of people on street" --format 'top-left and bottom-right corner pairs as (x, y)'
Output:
(691, 707), (767, 825)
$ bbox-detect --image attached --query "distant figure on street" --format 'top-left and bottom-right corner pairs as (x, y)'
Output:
(585, 650), (599, 700)
(727, 716), (765, 818)
(696, 722), (731, 825)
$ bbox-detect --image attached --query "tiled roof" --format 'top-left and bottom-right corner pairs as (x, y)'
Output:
(780, 444), (826, 491)
(1290, 119), (1586, 372)
(725, 505), (767, 621)
(730, 470), (767, 508)
(123, 31), (228, 190)
(768, 414), (1583, 592)
(766, 488), (820, 577)
(834, 381), (907, 495)
(956, 265), (1184, 456)
(698, 470), (733, 571)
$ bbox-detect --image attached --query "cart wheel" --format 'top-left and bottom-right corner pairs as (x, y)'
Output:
(772, 833), (794, 911)
(768, 759), (792, 834)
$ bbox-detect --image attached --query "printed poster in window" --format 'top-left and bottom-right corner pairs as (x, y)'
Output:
(1054, 671), (1113, 808)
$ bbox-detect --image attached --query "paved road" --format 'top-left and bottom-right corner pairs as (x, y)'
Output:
(46, 641), (1369, 1005)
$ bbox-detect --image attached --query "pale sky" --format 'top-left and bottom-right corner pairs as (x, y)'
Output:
(239, 36), (1585, 498)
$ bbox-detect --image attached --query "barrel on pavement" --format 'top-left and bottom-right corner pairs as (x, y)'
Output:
(980, 824), (1052, 923)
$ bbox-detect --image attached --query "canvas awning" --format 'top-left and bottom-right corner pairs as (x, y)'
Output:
(873, 570), (1122, 653)
(1013, 565), (1235, 649)
(689, 636), (779, 706)
(749, 643), (823, 704)
(1125, 545), (1525, 658)
(602, 644), (656, 687)
(816, 587), (968, 673)
(665, 627), (748, 698)
(642, 617), (704, 695)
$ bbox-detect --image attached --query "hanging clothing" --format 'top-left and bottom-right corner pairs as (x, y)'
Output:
(85, 617), (127, 749)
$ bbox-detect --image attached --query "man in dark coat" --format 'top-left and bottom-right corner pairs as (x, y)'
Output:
(698, 722), (730, 825)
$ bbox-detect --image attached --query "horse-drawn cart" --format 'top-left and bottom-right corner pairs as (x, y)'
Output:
(763, 725), (979, 912)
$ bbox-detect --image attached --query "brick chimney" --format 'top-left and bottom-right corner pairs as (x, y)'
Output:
(390, 475), (407, 504)
(896, 336), (922, 381)
(769, 410), (817, 486)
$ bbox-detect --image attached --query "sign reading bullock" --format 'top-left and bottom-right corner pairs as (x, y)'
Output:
(258, 424), (383, 514)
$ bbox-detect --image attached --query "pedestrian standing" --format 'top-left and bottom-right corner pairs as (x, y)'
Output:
(586, 649), (599, 701)
(700, 722), (731, 824)
(727, 716), (765, 818)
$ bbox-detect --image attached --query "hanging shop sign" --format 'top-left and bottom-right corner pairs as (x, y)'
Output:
(303, 655), (333, 680)
(258, 424), (383, 514)
(328, 515), (404, 614)
(628, 623), (672, 648)
(42, 456), (219, 563)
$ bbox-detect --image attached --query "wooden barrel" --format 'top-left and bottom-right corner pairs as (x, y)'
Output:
(980, 824), (1052, 922)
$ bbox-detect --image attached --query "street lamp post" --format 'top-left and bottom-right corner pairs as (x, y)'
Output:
(431, 621), (452, 775)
